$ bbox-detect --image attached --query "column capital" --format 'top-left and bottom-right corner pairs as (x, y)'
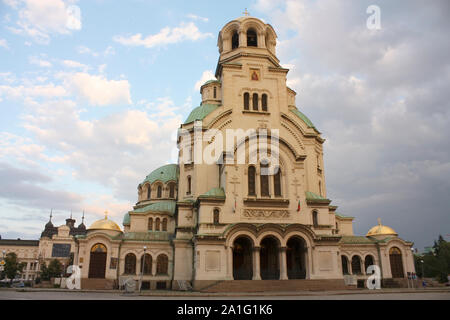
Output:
(252, 246), (261, 252)
(280, 246), (287, 252)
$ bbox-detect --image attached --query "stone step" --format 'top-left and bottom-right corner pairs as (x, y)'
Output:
(81, 278), (116, 290)
(200, 279), (349, 293)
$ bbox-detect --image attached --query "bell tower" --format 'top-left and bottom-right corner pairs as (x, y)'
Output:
(216, 15), (279, 79)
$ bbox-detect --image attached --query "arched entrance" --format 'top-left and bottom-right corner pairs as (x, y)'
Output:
(88, 243), (107, 279)
(260, 237), (280, 280)
(233, 237), (253, 280)
(286, 237), (307, 279)
(389, 247), (404, 278)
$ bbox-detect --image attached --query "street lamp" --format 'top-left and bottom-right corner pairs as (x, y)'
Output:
(139, 246), (147, 293)
(420, 259), (424, 279)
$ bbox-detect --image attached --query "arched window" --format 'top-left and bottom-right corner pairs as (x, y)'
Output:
(341, 256), (349, 275)
(351, 256), (362, 275)
(364, 255), (375, 274)
(162, 218), (167, 231)
(244, 92), (249, 110)
(124, 253), (136, 274)
(157, 185), (162, 198)
(252, 93), (258, 111)
(260, 163), (270, 196)
(169, 183), (175, 198)
(147, 185), (151, 199)
(148, 218), (153, 231)
(155, 218), (160, 231)
(248, 166), (256, 195)
(312, 211), (318, 227)
(141, 254), (152, 275)
(213, 86), (217, 99)
(232, 31), (239, 49)
(156, 254), (168, 274)
(247, 29), (257, 47)
(262, 94), (268, 111)
(213, 209), (220, 225)
(274, 167), (281, 196)
(187, 176), (191, 195)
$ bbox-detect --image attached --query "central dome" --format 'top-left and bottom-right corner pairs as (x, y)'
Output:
(89, 216), (121, 232)
(366, 219), (398, 237)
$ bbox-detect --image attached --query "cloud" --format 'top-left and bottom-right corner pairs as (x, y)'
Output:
(18, 96), (182, 201)
(65, 72), (132, 106)
(29, 55), (52, 67)
(186, 14), (209, 22)
(255, 0), (450, 249)
(113, 22), (213, 48)
(0, 162), (83, 209)
(0, 39), (9, 49)
(194, 70), (216, 91)
(61, 59), (89, 71)
(0, 83), (67, 99)
(77, 45), (115, 58)
(7, 0), (82, 44)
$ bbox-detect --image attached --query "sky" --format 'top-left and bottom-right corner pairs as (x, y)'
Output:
(0, 0), (449, 250)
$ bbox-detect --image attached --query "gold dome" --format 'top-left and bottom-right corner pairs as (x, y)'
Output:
(88, 211), (121, 232)
(366, 218), (398, 237)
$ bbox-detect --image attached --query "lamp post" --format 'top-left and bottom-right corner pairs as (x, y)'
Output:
(1, 250), (5, 279)
(420, 259), (424, 278)
(139, 246), (147, 293)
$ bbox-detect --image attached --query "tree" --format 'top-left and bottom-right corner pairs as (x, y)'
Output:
(4, 252), (25, 283)
(40, 259), (63, 280)
(420, 235), (450, 283)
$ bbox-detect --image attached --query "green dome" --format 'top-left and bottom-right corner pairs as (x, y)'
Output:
(184, 104), (219, 124)
(141, 164), (178, 186)
(290, 109), (318, 131)
(202, 79), (220, 86)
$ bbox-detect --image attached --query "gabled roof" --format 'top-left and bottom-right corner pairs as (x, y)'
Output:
(199, 187), (226, 199)
(335, 212), (354, 219)
(130, 200), (176, 215)
(305, 191), (331, 204)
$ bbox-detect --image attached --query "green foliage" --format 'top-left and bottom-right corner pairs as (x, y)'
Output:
(4, 252), (25, 281)
(40, 259), (63, 280)
(418, 235), (450, 283)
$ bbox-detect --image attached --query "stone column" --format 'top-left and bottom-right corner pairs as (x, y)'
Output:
(152, 260), (157, 276)
(280, 247), (288, 280)
(227, 246), (234, 280)
(253, 247), (261, 280)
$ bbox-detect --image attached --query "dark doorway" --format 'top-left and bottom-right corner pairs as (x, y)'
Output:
(260, 237), (279, 280)
(233, 237), (253, 280)
(389, 247), (404, 278)
(286, 237), (307, 279)
(88, 243), (107, 279)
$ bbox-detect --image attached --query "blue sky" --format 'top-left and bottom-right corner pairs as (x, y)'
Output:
(1, 0), (449, 250)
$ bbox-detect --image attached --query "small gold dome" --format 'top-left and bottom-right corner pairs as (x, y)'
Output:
(366, 218), (398, 237)
(88, 211), (121, 232)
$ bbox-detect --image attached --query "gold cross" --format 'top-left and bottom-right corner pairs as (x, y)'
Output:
(377, 217), (382, 226)
(243, 8), (249, 16)
(104, 210), (108, 219)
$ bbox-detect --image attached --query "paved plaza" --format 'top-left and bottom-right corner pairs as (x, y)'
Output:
(0, 288), (449, 300)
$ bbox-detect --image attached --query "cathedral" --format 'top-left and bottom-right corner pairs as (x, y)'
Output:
(1, 15), (416, 290)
